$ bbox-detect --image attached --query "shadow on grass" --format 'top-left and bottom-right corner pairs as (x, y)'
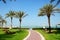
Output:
(55, 30), (60, 40)
(49, 30), (60, 34)
(56, 37), (60, 40)
(55, 30), (60, 34)
(16, 30), (25, 33)
(43, 29), (60, 34)
(0, 29), (26, 40)
(0, 34), (15, 40)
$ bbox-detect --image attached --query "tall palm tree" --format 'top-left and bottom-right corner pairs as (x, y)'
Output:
(38, 4), (60, 33)
(6, 11), (15, 29)
(15, 11), (28, 30)
(50, 0), (60, 7)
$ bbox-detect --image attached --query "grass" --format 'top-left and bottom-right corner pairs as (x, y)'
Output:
(0, 29), (28, 40)
(37, 29), (60, 40)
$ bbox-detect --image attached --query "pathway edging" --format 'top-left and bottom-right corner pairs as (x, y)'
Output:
(23, 30), (30, 40)
(35, 31), (45, 40)
(23, 30), (45, 40)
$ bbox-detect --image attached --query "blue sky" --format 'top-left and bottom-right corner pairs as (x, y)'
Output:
(0, 0), (60, 27)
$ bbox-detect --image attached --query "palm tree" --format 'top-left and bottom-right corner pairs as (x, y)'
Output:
(15, 11), (28, 30)
(1, 19), (6, 28)
(50, 0), (60, 7)
(6, 11), (15, 29)
(0, 15), (3, 27)
(0, 15), (6, 28)
(0, 15), (2, 19)
(38, 4), (60, 33)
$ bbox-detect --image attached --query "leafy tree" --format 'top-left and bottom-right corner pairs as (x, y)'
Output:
(1, 19), (6, 28)
(15, 11), (28, 30)
(0, 15), (6, 28)
(0, 15), (3, 27)
(38, 4), (60, 33)
(6, 11), (15, 29)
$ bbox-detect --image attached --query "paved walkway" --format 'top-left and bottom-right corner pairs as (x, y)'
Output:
(24, 30), (45, 40)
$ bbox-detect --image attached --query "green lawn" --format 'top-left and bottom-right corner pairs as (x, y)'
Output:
(37, 29), (60, 40)
(0, 29), (28, 40)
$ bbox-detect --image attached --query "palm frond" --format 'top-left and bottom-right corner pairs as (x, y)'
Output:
(2, 19), (7, 23)
(54, 0), (60, 7)
(6, 11), (15, 18)
(23, 14), (28, 18)
(2, 0), (6, 3)
(14, 11), (27, 19)
(5, 13), (10, 18)
(50, 0), (55, 3)
(38, 4), (54, 17)
(1, 0), (16, 3)
(20, 11), (24, 18)
(38, 11), (46, 16)
(9, 11), (15, 15)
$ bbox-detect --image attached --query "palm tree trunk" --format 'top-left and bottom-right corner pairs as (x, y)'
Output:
(19, 19), (22, 31)
(48, 16), (51, 33)
(2, 22), (3, 28)
(10, 17), (12, 29)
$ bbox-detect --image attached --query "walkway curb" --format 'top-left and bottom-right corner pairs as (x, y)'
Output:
(23, 30), (30, 40)
(23, 30), (45, 40)
(35, 31), (45, 40)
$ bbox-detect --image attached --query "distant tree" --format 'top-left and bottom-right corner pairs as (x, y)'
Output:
(1, 19), (6, 28)
(0, 15), (3, 27)
(15, 11), (28, 30)
(6, 11), (15, 29)
(50, 0), (60, 7)
(0, 15), (6, 28)
(0, 15), (2, 20)
(38, 4), (60, 33)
